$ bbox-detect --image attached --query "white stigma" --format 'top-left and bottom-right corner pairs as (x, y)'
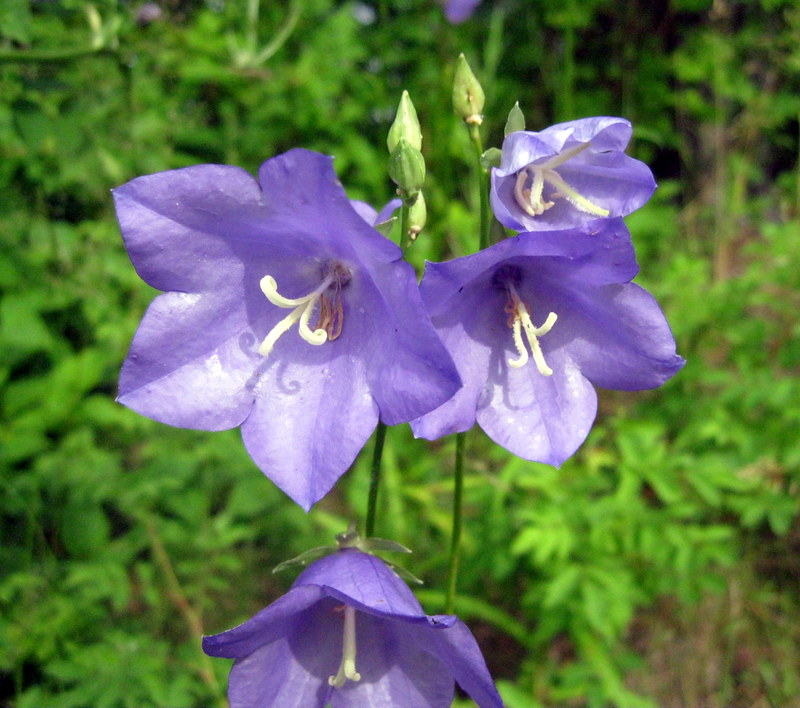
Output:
(257, 273), (336, 357)
(513, 142), (610, 219)
(328, 605), (361, 688)
(505, 283), (557, 376)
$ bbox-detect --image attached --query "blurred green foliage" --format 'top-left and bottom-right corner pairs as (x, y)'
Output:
(1, 0), (799, 706)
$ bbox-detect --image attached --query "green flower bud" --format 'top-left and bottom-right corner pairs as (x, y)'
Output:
(388, 137), (426, 199)
(387, 90), (423, 153)
(407, 192), (427, 241)
(452, 53), (485, 125)
(504, 101), (526, 136)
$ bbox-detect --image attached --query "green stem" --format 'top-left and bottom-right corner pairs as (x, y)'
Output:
(365, 422), (388, 537)
(445, 432), (466, 613)
(253, 0), (302, 65)
(468, 123), (491, 250)
(144, 517), (227, 708)
(399, 201), (412, 253)
(0, 46), (116, 63)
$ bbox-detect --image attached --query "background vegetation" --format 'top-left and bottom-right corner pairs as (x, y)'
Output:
(1, 0), (799, 706)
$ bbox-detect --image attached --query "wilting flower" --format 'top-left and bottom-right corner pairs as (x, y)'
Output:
(113, 149), (460, 510)
(411, 220), (684, 464)
(439, 0), (482, 23)
(203, 548), (503, 708)
(491, 117), (656, 232)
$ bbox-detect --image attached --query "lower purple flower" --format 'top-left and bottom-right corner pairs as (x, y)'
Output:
(203, 549), (503, 708)
(411, 220), (685, 464)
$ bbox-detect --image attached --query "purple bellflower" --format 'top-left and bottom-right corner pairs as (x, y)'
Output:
(113, 149), (461, 511)
(203, 548), (503, 708)
(439, 0), (482, 23)
(491, 117), (656, 232)
(411, 219), (684, 465)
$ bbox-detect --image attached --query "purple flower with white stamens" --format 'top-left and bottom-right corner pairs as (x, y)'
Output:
(202, 548), (503, 708)
(411, 219), (684, 465)
(112, 149), (461, 511)
(491, 117), (656, 232)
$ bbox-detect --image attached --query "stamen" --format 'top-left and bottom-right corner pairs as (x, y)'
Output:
(328, 605), (361, 688)
(512, 141), (610, 219)
(504, 283), (557, 376)
(257, 272), (336, 357)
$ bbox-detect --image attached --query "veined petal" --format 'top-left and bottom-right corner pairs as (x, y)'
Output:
(112, 164), (265, 293)
(331, 614), (454, 708)
(415, 620), (504, 708)
(355, 260), (462, 425)
(118, 290), (257, 430)
(477, 349), (598, 465)
(240, 346), (379, 512)
(295, 549), (428, 620)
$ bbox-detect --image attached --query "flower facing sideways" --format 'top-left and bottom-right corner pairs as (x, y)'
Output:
(411, 219), (685, 465)
(113, 149), (461, 511)
(491, 117), (656, 232)
(202, 548), (503, 708)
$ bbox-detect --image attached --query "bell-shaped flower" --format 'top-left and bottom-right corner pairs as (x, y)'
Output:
(491, 117), (656, 232)
(113, 149), (461, 511)
(202, 548), (503, 708)
(411, 220), (684, 465)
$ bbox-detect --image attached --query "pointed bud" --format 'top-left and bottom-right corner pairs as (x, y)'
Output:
(387, 90), (423, 153)
(504, 101), (525, 136)
(452, 53), (485, 125)
(407, 192), (427, 240)
(388, 138), (426, 199)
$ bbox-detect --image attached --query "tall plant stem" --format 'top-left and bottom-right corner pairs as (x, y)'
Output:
(468, 123), (491, 250)
(144, 516), (227, 708)
(445, 432), (466, 613)
(365, 422), (388, 537)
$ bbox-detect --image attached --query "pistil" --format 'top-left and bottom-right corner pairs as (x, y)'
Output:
(328, 605), (361, 688)
(513, 142), (610, 219)
(504, 283), (557, 376)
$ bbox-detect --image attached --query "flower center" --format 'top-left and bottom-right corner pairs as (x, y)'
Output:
(513, 142), (610, 219)
(328, 605), (361, 688)
(503, 281), (557, 376)
(258, 262), (351, 358)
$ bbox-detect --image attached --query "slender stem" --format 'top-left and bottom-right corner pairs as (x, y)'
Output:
(468, 123), (491, 250)
(399, 201), (412, 253)
(253, 0), (302, 65)
(0, 46), (116, 63)
(445, 432), (466, 613)
(144, 517), (227, 708)
(365, 422), (388, 537)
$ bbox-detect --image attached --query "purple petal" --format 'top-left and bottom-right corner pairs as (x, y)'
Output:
(548, 282), (686, 390)
(417, 619), (504, 708)
(332, 614), (454, 708)
(239, 347), (380, 512)
(294, 550), (429, 620)
(443, 0), (482, 23)
(117, 290), (258, 431)
(358, 260), (463, 426)
(112, 164), (265, 293)
(203, 585), (325, 659)
(477, 348), (598, 465)
(226, 597), (341, 708)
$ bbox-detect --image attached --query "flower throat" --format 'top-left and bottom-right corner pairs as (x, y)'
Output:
(258, 262), (351, 358)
